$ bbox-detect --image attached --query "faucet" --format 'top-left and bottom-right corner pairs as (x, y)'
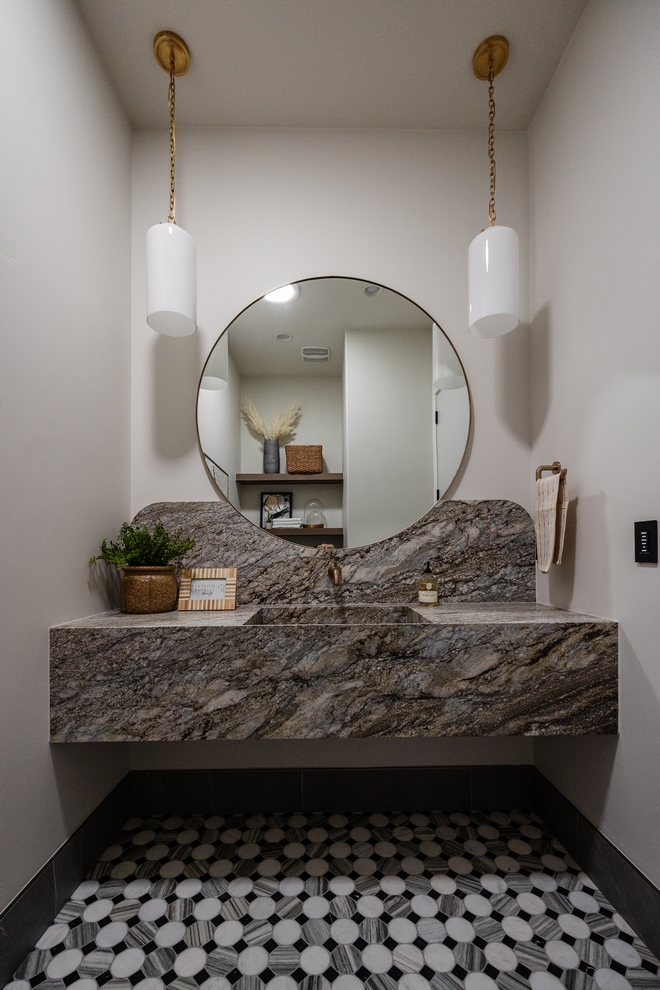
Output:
(328, 561), (342, 585)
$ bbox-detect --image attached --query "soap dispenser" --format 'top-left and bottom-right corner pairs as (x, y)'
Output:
(418, 561), (438, 606)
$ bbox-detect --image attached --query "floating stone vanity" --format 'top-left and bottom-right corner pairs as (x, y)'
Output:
(50, 500), (618, 741)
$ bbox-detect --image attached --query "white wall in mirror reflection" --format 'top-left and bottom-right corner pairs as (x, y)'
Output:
(343, 325), (434, 547)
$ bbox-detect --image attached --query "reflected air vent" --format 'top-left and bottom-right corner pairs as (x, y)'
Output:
(301, 346), (330, 361)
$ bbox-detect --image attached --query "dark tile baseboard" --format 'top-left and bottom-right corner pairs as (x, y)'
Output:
(3, 765), (660, 980)
(533, 767), (660, 959)
(0, 774), (131, 985)
(130, 765), (534, 816)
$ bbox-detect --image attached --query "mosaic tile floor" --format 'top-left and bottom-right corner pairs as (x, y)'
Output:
(5, 810), (659, 990)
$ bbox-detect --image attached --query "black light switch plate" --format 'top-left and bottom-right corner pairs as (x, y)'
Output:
(635, 520), (658, 563)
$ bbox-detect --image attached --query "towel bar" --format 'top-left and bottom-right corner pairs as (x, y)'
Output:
(536, 461), (567, 482)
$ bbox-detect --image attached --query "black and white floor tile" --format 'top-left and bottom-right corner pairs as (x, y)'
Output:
(5, 810), (659, 990)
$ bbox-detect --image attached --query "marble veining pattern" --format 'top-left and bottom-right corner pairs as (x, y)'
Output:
(50, 605), (617, 742)
(5, 808), (658, 990)
(131, 501), (536, 605)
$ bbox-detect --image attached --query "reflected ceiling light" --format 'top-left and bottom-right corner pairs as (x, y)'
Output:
(146, 31), (197, 337)
(277, 333), (293, 341)
(264, 284), (299, 303)
(468, 36), (519, 338)
(363, 284), (382, 296)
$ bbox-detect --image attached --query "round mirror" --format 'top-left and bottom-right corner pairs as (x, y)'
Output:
(197, 276), (470, 549)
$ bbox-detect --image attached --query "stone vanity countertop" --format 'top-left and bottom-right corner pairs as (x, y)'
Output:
(50, 602), (618, 742)
(54, 602), (612, 628)
(55, 605), (262, 628)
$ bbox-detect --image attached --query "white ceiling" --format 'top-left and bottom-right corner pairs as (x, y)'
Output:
(219, 277), (433, 377)
(76, 0), (586, 130)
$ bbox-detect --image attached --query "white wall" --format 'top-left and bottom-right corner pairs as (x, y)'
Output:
(529, 0), (660, 885)
(344, 327), (433, 546)
(0, 0), (131, 910)
(130, 125), (533, 770)
(130, 737), (533, 772)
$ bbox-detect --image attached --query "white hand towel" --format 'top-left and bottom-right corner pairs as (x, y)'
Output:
(536, 474), (560, 573)
(554, 472), (568, 565)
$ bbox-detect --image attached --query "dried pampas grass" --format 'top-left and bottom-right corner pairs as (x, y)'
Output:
(242, 398), (300, 439)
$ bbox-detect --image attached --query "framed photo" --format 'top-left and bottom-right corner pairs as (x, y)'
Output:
(178, 567), (237, 611)
(261, 491), (293, 529)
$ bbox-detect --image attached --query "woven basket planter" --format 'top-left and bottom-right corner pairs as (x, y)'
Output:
(120, 565), (178, 614)
(285, 445), (323, 474)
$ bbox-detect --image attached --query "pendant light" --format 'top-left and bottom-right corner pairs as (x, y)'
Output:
(146, 31), (197, 337)
(433, 325), (466, 391)
(468, 36), (519, 338)
(201, 333), (229, 390)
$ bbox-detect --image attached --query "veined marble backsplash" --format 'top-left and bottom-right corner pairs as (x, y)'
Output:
(132, 499), (535, 605)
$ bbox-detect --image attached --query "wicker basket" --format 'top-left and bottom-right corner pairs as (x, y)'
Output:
(285, 444), (323, 474)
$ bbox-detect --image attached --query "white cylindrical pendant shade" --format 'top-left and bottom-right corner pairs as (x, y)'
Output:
(146, 222), (197, 336)
(201, 333), (229, 390)
(468, 225), (519, 338)
(432, 324), (466, 390)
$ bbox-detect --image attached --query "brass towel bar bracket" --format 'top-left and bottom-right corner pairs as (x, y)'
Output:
(536, 461), (567, 483)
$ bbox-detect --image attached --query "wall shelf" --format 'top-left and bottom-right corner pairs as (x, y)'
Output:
(268, 527), (343, 536)
(236, 473), (343, 485)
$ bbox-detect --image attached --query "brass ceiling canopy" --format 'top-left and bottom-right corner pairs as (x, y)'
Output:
(472, 35), (509, 80)
(153, 30), (191, 76)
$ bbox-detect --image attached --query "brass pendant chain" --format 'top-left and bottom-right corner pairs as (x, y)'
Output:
(168, 55), (176, 224)
(488, 53), (496, 226)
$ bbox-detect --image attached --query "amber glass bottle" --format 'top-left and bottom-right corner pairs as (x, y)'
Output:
(418, 561), (438, 605)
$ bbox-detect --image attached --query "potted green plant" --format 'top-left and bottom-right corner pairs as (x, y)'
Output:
(89, 521), (195, 614)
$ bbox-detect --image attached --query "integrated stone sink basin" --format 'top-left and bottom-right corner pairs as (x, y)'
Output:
(246, 605), (432, 625)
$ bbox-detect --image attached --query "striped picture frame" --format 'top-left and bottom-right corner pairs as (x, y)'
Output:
(178, 567), (238, 611)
